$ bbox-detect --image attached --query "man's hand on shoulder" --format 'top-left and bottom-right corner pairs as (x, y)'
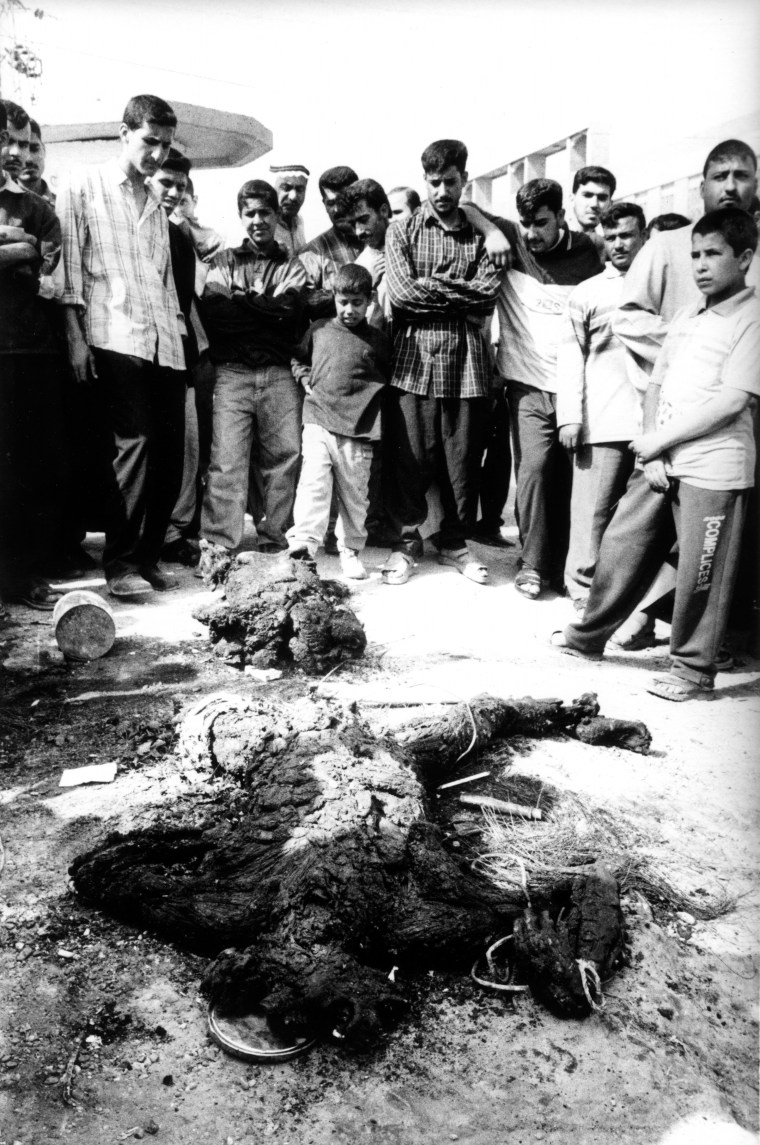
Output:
(482, 226), (512, 271)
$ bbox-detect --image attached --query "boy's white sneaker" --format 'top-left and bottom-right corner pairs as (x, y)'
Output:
(340, 550), (368, 580)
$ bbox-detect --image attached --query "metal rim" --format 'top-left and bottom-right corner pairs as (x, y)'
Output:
(207, 1004), (317, 1063)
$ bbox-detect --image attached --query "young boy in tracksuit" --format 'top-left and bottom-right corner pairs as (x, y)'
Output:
(287, 263), (391, 579)
(554, 207), (760, 700)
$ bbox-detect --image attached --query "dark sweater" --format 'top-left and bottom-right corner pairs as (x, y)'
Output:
(533, 227), (603, 286)
(0, 182), (62, 356)
(169, 218), (200, 369)
(292, 317), (392, 441)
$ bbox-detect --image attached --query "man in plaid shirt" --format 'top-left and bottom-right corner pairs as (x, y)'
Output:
(58, 94), (187, 600)
(382, 139), (502, 585)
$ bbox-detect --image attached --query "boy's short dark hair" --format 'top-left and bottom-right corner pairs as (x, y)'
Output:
(646, 212), (691, 236)
(421, 139), (468, 176)
(28, 117), (41, 139)
(345, 178), (390, 214)
(122, 95), (177, 130)
(160, 148), (192, 177)
(333, 263), (372, 299)
(517, 178), (563, 219)
(318, 166), (359, 197)
(237, 179), (279, 214)
(1, 100), (30, 131)
(572, 165), (617, 195)
(389, 185), (421, 212)
(601, 201), (646, 232)
(702, 139), (757, 178)
(692, 206), (758, 255)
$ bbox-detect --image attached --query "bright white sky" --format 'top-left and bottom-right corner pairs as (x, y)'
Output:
(9, 0), (760, 240)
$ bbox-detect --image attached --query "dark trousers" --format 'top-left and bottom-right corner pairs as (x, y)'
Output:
(0, 354), (69, 593)
(477, 388), (512, 532)
(385, 389), (488, 551)
(566, 469), (746, 685)
(93, 350), (186, 579)
(507, 380), (572, 580)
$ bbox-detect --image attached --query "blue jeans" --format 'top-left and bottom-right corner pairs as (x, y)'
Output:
(201, 361), (302, 550)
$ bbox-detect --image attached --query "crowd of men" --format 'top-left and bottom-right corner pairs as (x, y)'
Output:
(1, 92), (758, 701)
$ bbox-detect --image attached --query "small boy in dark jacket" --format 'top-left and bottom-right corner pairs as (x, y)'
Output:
(288, 263), (391, 578)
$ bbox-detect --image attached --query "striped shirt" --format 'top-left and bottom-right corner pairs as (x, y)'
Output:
(57, 159), (185, 370)
(385, 202), (501, 398)
(300, 225), (362, 319)
(557, 264), (642, 443)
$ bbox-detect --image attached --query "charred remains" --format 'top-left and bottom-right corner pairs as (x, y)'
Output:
(193, 551), (366, 672)
(71, 692), (646, 1049)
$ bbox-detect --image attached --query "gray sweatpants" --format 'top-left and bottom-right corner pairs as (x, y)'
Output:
(565, 469), (747, 686)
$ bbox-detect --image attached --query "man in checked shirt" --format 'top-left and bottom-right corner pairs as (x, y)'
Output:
(381, 139), (502, 585)
(58, 94), (187, 600)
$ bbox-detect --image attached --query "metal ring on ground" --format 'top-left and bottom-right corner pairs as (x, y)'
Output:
(207, 1004), (317, 1063)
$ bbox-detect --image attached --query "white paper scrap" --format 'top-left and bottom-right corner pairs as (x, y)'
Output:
(59, 762), (118, 787)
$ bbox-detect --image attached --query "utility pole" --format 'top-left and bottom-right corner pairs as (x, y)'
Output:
(0, 0), (45, 104)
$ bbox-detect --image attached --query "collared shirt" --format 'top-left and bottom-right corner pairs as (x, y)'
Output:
(557, 264), (642, 442)
(29, 178), (56, 207)
(653, 287), (760, 490)
(0, 174), (63, 354)
(57, 158), (185, 369)
(300, 225), (363, 319)
(613, 226), (760, 373)
(385, 202), (501, 398)
(355, 244), (391, 333)
(274, 215), (306, 257)
(201, 238), (307, 369)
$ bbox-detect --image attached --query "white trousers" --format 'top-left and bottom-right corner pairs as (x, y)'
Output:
(287, 423), (374, 555)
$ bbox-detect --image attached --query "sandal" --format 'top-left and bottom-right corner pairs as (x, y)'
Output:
(514, 569), (543, 599)
(609, 615), (656, 651)
(380, 551), (415, 586)
(646, 674), (714, 702)
(550, 630), (604, 661)
(8, 582), (59, 611)
(438, 547), (489, 585)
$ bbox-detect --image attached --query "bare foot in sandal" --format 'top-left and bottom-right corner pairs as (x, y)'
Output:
(646, 674), (714, 702)
(438, 547), (489, 585)
(514, 569), (543, 599)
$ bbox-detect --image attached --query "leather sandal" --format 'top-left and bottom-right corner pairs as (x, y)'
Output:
(438, 547), (489, 585)
(514, 569), (543, 599)
(7, 581), (59, 611)
(380, 551), (415, 585)
(646, 674), (714, 702)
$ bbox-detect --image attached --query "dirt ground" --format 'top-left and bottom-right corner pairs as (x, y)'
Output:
(1, 526), (758, 1145)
